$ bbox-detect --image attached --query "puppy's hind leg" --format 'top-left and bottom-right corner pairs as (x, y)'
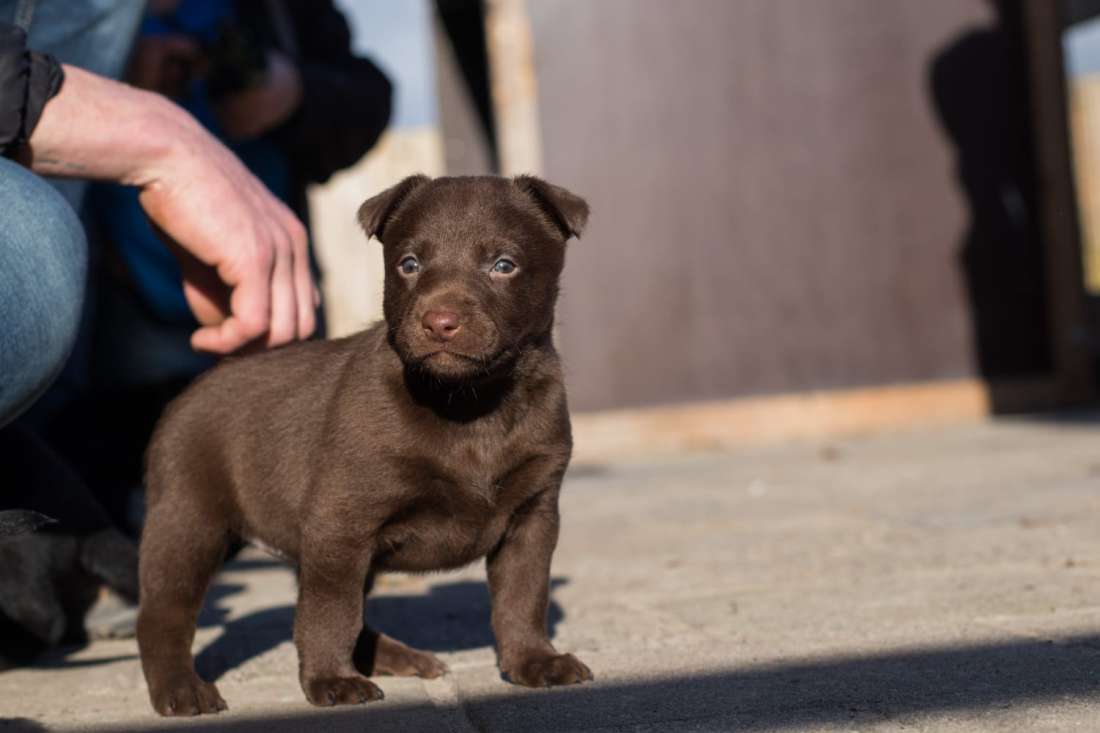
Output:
(137, 498), (228, 716)
(353, 624), (447, 679)
(353, 572), (447, 679)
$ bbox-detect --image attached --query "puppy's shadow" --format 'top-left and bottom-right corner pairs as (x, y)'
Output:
(195, 577), (568, 682)
(368, 578), (567, 651)
(196, 582), (246, 629)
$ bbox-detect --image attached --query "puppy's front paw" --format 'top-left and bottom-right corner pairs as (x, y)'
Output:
(503, 652), (593, 687)
(304, 675), (384, 706)
(149, 674), (227, 716)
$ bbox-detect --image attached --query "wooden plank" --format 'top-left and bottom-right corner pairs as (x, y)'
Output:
(484, 0), (543, 175)
(1068, 75), (1100, 294)
(1022, 0), (1096, 403)
(571, 377), (1061, 464)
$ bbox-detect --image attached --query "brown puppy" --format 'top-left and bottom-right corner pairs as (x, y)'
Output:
(136, 175), (592, 716)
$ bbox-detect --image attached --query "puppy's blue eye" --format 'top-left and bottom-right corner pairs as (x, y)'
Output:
(492, 258), (517, 275)
(399, 256), (420, 275)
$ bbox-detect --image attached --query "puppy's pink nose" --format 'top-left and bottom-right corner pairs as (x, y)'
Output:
(422, 310), (461, 342)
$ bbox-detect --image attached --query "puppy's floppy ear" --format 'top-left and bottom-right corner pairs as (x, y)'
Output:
(513, 175), (589, 241)
(358, 174), (431, 242)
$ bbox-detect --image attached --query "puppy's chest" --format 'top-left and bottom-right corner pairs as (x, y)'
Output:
(375, 449), (529, 572)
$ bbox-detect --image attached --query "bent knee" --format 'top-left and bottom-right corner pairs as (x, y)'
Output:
(0, 161), (87, 424)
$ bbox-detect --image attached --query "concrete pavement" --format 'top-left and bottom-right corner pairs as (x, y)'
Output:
(3, 411), (1100, 731)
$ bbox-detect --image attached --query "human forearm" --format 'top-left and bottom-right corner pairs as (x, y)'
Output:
(21, 64), (196, 185)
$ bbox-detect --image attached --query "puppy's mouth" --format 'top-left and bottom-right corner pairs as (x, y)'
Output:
(422, 349), (482, 365)
(415, 348), (489, 367)
(405, 345), (512, 380)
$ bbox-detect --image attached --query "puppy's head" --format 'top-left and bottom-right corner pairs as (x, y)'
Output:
(359, 175), (588, 381)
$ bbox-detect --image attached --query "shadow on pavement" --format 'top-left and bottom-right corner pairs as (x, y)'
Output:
(125, 633), (1100, 732)
(0, 719), (48, 732)
(195, 578), (566, 683)
(1009, 408), (1100, 426)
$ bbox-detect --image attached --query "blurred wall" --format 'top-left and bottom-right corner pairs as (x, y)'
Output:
(526, 0), (1039, 412)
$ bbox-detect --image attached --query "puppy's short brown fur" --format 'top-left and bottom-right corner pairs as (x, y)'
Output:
(136, 175), (592, 716)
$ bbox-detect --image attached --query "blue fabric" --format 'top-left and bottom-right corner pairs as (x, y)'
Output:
(0, 157), (87, 427)
(143, 0), (230, 44)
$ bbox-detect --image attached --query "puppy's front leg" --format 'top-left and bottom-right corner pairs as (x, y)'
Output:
(488, 482), (592, 687)
(294, 545), (383, 706)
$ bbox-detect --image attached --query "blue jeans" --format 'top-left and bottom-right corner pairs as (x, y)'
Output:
(0, 0), (142, 427)
(0, 158), (87, 426)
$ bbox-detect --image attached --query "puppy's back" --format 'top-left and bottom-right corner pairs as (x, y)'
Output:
(144, 326), (382, 511)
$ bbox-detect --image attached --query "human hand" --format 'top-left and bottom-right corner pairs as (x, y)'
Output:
(138, 128), (317, 353)
(26, 65), (317, 353)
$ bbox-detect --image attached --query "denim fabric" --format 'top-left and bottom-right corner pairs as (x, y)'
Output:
(0, 1), (141, 425)
(0, 0), (144, 211)
(0, 0), (142, 426)
(0, 156), (87, 427)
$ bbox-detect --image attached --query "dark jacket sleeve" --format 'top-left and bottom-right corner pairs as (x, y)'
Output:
(273, 1), (393, 184)
(0, 23), (64, 156)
